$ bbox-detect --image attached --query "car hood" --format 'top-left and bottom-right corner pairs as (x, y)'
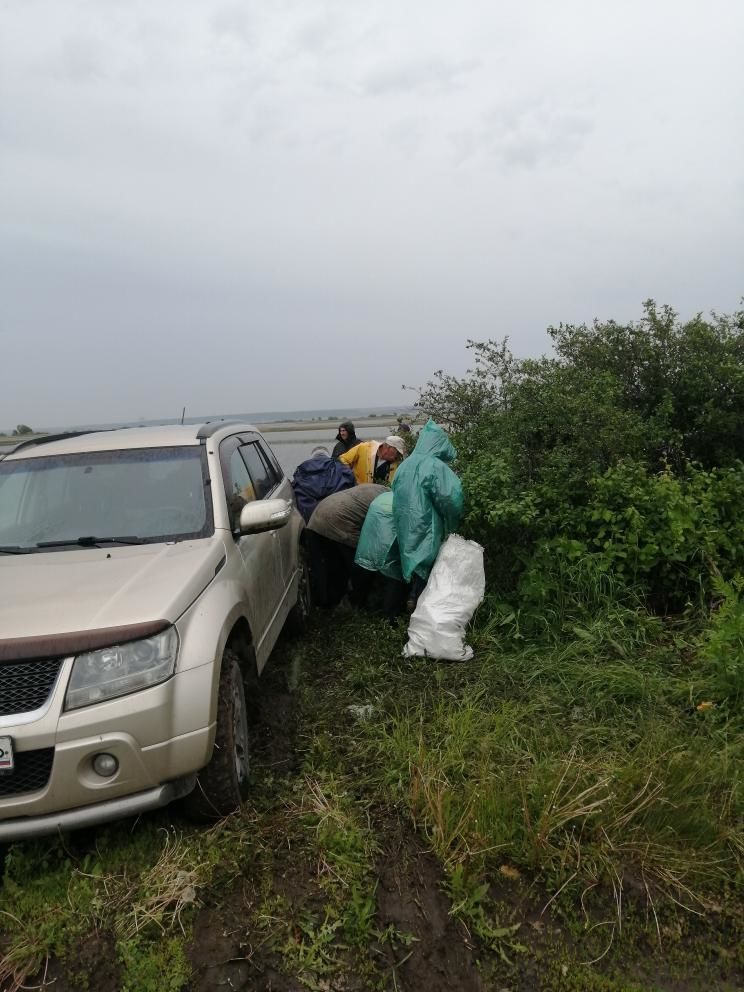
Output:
(0, 537), (227, 642)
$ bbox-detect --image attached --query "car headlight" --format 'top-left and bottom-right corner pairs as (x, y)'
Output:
(65, 627), (179, 710)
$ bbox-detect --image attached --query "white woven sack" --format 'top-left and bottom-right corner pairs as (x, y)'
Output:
(403, 534), (485, 661)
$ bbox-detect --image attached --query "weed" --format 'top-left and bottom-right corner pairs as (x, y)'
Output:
(0, 824), (213, 990)
(343, 884), (377, 947)
(117, 934), (191, 992)
(445, 865), (525, 962)
(699, 574), (744, 714)
(281, 910), (345, 989)
(114, 831), (206, 939)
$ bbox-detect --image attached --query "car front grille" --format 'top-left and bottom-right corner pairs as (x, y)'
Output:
(0, 748), (54, 798)
(0, 658), (63, 716)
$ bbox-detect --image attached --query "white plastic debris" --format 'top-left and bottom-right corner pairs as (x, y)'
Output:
(346, 704), (375, 721)
(403, 535), (485, 661)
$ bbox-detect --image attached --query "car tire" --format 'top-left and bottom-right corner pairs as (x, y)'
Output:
(286, 543), (311, 635)
(182, 648), (251, 822)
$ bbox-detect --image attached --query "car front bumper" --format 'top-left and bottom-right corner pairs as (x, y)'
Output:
(0, 773), (197, 842)
(0, 659), (217, 840)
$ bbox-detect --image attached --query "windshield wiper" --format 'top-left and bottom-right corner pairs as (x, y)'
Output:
(36, 535), (147, 548)
(0, 545), (34, 554)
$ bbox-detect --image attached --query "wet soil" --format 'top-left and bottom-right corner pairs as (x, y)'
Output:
(184, 819), (486, 992)
(8, 642), (742, 992)
(372, 824), (485, 992)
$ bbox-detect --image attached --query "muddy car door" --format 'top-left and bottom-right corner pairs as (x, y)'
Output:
(220, 435), (284, 661)
(243, 435), (297, 592)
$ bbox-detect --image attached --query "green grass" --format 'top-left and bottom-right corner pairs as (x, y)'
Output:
(0, 823), (214, 990)
(294, 607), (742, 972)
(316, 613), (741, 904)
(0, 604), (741, 991)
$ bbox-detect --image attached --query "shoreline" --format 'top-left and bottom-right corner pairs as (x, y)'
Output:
(0, 416), (408, 448)
(253, 416), (402, 433)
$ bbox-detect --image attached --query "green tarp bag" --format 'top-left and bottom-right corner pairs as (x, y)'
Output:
(354, 490), (403, 581)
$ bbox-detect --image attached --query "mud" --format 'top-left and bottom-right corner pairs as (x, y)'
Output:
(373, 824), (485, 992)
(40, 934), (121, 992)
(183, 818), (485, 992)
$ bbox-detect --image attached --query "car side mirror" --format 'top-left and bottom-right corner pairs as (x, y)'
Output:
(238, 498), (292, 535)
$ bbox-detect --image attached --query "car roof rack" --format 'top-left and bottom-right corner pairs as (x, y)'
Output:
(196, 421), (243, 440)
(6, 430), (100, 455)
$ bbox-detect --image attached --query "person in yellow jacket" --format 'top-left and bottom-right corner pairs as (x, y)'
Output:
(340, 436), (406, 485)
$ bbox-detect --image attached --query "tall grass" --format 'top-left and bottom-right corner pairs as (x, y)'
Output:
(324, 595), (743, 923)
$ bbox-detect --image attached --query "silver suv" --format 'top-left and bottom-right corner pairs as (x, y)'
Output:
(0, 423), (309, 841)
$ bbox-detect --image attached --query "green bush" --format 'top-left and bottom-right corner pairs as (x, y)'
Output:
(418, 301), (744, 616)
(548, 301), (744, 469)
(579, 460), (744, 611)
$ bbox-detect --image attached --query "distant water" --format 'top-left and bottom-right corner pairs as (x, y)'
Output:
(267, 425), (390, 475)
(1, 410), (412, 476)
(43, 406), (412, 433)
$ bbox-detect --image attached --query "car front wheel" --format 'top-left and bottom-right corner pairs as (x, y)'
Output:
(183, 648), (251, 821)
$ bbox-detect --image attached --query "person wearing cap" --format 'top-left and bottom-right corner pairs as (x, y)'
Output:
(339, 436), (406, 486)
(331, 420), (360, 459)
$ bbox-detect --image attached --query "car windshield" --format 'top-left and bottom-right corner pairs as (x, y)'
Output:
(0, 446), (213, 550)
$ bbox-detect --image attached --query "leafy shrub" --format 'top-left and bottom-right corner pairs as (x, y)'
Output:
(579, 461), (744, 611)
(418, 301), (744, 615)
(548, 301), (744, 470)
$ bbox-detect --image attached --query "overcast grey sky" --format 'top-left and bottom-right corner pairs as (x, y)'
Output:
(1, 0), (742, 428)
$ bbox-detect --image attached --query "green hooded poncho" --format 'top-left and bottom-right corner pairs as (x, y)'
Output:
(354, 490), (403, 581)
(391, 419), (464, 582)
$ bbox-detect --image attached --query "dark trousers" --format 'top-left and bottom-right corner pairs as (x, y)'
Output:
(409, 573), (427, 607)
(350, 565), (409, 621)
(305, 532), (355, 609)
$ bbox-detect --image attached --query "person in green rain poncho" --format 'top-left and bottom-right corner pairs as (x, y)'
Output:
(352, 490), (408, 622)
(392, 419), (464, 606)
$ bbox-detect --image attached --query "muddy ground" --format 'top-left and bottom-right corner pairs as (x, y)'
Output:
(6, 642), (742, 992)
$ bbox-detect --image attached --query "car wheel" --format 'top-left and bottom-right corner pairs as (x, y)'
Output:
(286, 544), (311, 634)
(183, 648), (251, 821)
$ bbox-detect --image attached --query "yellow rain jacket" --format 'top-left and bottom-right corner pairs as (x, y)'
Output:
(340, 440), (400, 486)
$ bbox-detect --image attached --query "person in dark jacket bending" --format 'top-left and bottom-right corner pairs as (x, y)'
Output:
(291, 447), (355, 523)
(305, 484), (386, 608)
(332, 420), (359, 459)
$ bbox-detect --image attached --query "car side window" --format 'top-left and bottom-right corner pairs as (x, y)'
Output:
(229, 448), (256, 501)
(255, 440), (283, 486)
(239, 443), (276, 500)
(225, 446), (256, 527)
(258, 439), (284, 481)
